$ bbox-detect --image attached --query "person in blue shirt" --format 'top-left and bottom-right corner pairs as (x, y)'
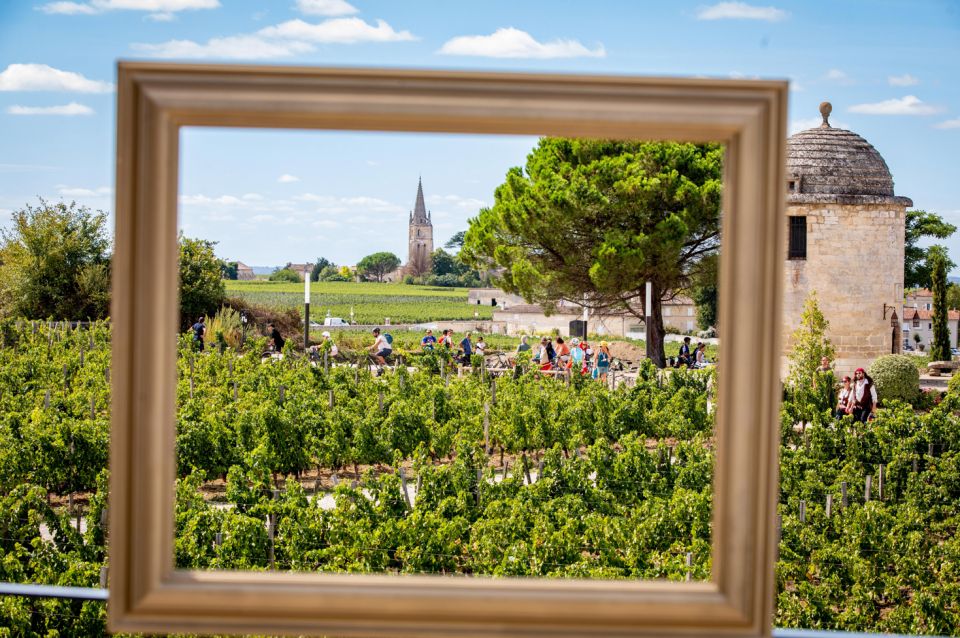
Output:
(459, 331), (473, 364)
(421, 329), (437, 351)
(191, 316), (205, 352)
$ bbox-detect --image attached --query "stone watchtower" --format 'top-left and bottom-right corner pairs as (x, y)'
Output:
(782, 102), (913, 375)
(407, 177), (434, 276)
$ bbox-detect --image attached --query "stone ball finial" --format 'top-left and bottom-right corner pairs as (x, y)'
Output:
(819, 101), (832, 128)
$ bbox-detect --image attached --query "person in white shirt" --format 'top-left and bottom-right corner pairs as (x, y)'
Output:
(850, 368), (877, 422)
(835, 375), (852, 419)
(369, 327), (392, 365)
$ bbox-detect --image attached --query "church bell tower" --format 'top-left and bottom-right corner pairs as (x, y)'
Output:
(407, 177), (434, 276)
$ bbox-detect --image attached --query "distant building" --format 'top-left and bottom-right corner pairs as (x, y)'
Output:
(492, 296), (696, 338)
(902, 306), (960, 351)
(406, 178), (433, 277)
(235, 261), (255, 280)
(286, 263), (313, 281)
(781, 102), (912, 374)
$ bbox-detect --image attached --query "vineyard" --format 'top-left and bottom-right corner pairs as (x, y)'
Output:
(1, 321), (959, 636)
(225, 280), (494, 324)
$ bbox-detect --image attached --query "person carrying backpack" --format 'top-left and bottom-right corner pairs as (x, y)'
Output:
(370, 327), (392, 366)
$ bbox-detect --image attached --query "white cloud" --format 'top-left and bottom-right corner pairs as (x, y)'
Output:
(849, 95), (943, 116)
(888, 73), (919, 87)
(132, 35), (314, 59)
(934, 118), (960, 130)
(133, 17), (416, 59)
(39, 1), (97, 14)
(296, 0), (357, 17)
(438, 27), (605, 59)
(258, 18), (416, 44)
(696, 2), (788, 21)
(824, 68), (853, 84)
(277, 174), (300, 183)
(241, 193), (264, 200)
(56, 185), (112, 196)
(146, 11), (175, 21)
(40, 0), (218, 16)
(0, 64), (113, 92)
(427, 194), (487, 210)
(7, 102), (94, 115)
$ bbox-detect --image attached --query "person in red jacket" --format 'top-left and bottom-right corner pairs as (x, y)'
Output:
(849, 367), (877, 423)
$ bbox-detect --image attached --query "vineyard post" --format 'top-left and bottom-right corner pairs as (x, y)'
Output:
(483, 402), (491, 454)
(378, 390), (384, 413)
(503, 460), (509, 480)
(878, 464), (884, 500)
(913, 458), (918, 473)
(267, 513), (275, 568)
(825, 494), (832, 518)
(928, 443), (935, 457)
(328, 389), (334, 408)
(491, 377), (496, 405)
(79, 348), (85, 367)
(233, 382), (238, 401)
(90, 396), (95, 420)
(415, 472), (422, 495)
(475, 468), (482, 505)
(841, 482), (848, 508)
(776, 514), (782, 542)
(100, 565), (108, 589)
(303, 271), (310, 355)
(324, 349), (328, 373)
(214, 532), (223, 552)
(685, 552), (693, 582)
(522, 453), (532, 485)
(399, 467), (412, 509)
(104, 365), (110, 383)
(279, 385), (285, 404)
(537, 460), (544, 482)
(44, 389), (50, 408)
(865, 475), (872, 502)
(799, 500), (806, 523)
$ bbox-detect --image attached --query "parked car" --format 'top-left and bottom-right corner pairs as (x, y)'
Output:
(323, 317), (349, 326)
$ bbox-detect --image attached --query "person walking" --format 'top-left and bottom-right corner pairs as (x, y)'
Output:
(570, 337), (585, 372)
(459, 331), (473, 365)
(475, 335), (487, 356)
(595, 341), (611, 382)
(835, 375), (852, 419)
(267, 322), (284, 352)
(849, 368), (877, 423)
(191, 316), (206, 352)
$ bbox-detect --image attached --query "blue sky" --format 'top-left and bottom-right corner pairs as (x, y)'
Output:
(0, 0), (958, 269)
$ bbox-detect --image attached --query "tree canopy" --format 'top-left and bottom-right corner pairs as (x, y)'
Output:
(0, 199), (111, 320)
(179, 235), (225, 329)
(929, 246), (951, 361)
(905, 210), (956, 289)
(357, 252), (400, 283)
(461, 138), (723, 365)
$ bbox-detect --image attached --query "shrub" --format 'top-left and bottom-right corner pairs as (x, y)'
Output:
(868, 354), (920, 404)
(269, 268), (301, 283)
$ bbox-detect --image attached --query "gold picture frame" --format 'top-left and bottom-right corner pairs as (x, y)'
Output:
(109, 62), (788, 637)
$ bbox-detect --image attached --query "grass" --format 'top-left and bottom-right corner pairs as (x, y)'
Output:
(225, 280), (493, 324)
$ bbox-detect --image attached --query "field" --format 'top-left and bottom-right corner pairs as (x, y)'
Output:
(1, 321), (959, 636)
(225, 280), (494, 324)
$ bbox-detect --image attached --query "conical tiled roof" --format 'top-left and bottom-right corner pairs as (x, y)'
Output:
(786, 102), (911, 206)
(412, 177), (430, 224)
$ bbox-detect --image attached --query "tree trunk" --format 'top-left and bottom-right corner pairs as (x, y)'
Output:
(647, 280), (667, 368)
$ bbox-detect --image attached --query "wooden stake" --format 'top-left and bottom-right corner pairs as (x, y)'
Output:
(44, 389), (50, 408)
(328, 389), (334, 408)
(233, 382), (238, 401)
(378, 390), (384, 412)
(483, 402), (490, 454)
(878, 465), (884, 500)
(864, 475), (872, 502)
(90, 396), (96, 420)
(491, 378), (497, 405)
(685, 552), (693, 582)
(279, 385), (285, 403)
(825, 494), (832, 518)
(99, 566), (108, 589)
(399, 468), (412, 509)
(799, 500), (806, 523)
(841, 482), (848, 508)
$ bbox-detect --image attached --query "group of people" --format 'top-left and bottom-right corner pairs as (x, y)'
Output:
(674, 336), (710, 368)
(419, 328), (487, 363)
(815, 357), (878, 423)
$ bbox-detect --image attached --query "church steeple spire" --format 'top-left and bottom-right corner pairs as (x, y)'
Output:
(413, 176), (429, 224)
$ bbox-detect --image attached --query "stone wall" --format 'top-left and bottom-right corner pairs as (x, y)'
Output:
(782, 203), (905, 376)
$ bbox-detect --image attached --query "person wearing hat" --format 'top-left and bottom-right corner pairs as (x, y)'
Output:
(310, 330), (339, 360)
(849, 367), (877, 422)
(595, 340), (611, 382)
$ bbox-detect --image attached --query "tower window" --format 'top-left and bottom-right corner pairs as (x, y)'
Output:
(788, 216), (806, 260)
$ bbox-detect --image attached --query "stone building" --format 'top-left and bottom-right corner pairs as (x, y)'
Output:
(782, 102), (912, 374)
(406, 177), (434, 276)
